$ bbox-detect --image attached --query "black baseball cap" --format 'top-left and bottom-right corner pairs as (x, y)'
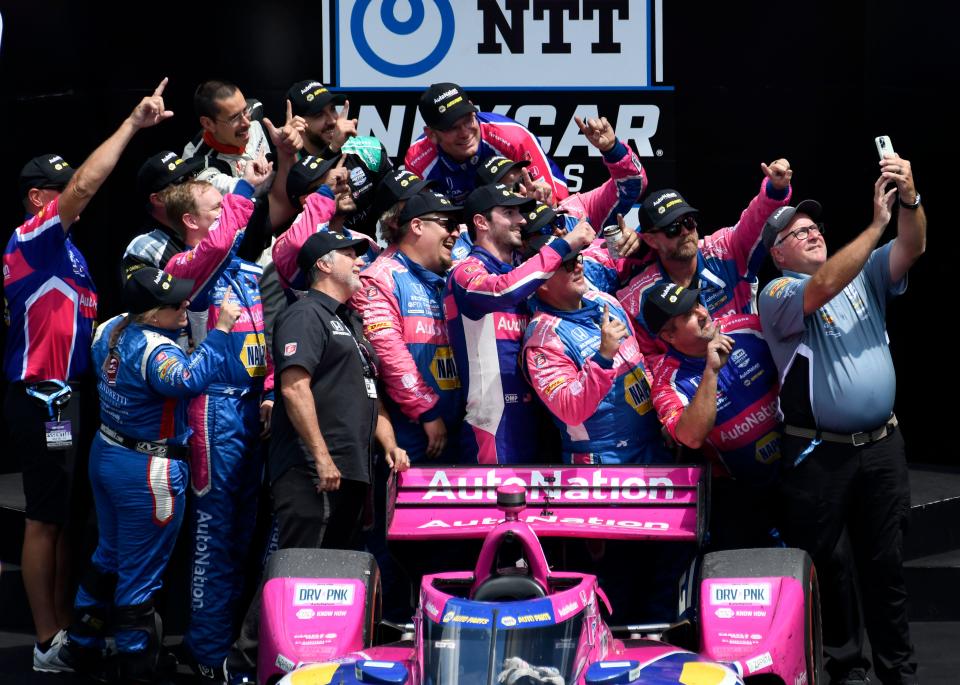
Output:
(287, 80), (346, 118)
(761, 200), (823, 249)
(296, 231), (369, 271)
(419, 82), (478, 131)
(19, 154), (74, 200)
(371, 169), (434, 221)
(521, 202), (563, 238)
(476, 155), (529, 186)
(523, 234), (581, 265)
(641, 282), (702, 335)
(640, 189), (698, 232)
(137, 151), (204, 200)
(398, 191), (462, 224)
(287, 155), (342, 205)
(123, 267), (194, 315)
(463, 183), (535, 229)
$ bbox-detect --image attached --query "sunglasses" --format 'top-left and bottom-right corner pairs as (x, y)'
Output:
(562, 254), (584, 273)
(419, 216), (459, 233)
(649, 214), (698, 239)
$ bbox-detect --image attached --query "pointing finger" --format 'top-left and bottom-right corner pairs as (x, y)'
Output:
(153, 77), (168, 97)
(285, 99), (293, 124)
(340, 99), (351, 120)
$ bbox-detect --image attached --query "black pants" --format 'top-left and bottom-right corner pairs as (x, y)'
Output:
(775, 429), (917, 684)
(226, 464), (367, 675)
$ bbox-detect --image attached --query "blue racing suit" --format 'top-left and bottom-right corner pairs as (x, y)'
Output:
(69, 316), (229, 666)
(523, 290), (670, 464)
(167, 255), (275, 667)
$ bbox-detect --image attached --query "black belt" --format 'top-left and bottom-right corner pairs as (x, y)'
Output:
(784, 415), (898, 447)
(99, 425), (188, 460)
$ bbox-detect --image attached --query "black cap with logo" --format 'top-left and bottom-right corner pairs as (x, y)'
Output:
(123, 267), (194, 315)
(641, 282), (702, 335)
(761, 200), (823, 249)
(296, 231), (369, 271)
(418, 82), (479, 131)
(286, 155), (342, 205)
(287, 80), (347, 118)
(640, 189), (698, 232)
(137, 151), (204, 200)
(463, 183), (535, 229)
(398, 191), (463, 224)
(476, 155), (530, 186)
(19, 154), (74, 200)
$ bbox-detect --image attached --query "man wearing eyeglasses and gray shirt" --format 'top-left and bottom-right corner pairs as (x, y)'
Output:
(617, 159), (793, 365)
(758, 156), (925, 685)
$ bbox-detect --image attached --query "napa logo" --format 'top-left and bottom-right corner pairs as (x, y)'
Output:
(240, 333), (267, 377)
(755, 430), (782, 465)
(624, 373), (652, 415)
(430, 346), (460, 391)
(350, 0), (455, 78)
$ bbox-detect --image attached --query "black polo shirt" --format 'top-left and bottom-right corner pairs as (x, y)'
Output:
(269, 289), (377, 485)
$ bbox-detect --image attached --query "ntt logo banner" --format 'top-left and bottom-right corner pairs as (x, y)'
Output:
(338, 0), (663, 90)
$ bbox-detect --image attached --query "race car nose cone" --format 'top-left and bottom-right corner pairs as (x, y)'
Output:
(497, 484), (527, 519)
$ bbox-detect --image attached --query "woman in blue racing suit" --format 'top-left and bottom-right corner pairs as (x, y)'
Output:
(57, 268), (241, 682)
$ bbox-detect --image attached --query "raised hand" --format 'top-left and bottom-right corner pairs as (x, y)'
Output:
(215, 288), (243, 332)
(575, 115), (617, 153)
(760, 158), (792, 191)
(129, 77), (175, 129)
(598, 304), (629, 360)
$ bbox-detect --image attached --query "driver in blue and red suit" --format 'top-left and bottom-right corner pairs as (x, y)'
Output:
(647, 282), (782, 551)
(405, 82), (568, 205)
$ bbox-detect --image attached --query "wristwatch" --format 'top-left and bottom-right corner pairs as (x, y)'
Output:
(900, 192), (921, 210)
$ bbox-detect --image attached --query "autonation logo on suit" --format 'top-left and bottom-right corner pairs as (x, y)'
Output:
(324, 0), (675, 190)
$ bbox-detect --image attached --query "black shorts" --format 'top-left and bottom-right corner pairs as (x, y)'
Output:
(4, 382), (88, 525)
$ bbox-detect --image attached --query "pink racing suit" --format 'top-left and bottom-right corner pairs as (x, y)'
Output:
(617, 178), (792, 364)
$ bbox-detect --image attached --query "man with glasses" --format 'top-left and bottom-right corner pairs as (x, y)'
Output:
(351, 191), (464, 462)
(405, 82), (569, 204)
(446, 183), (595, 463)
(184, 80), (271, 197)
(617, 159), (793, 364)
(758, 157), (925, 685)
(522, 235), (669, 465)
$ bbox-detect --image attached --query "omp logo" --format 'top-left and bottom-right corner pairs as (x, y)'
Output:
(351, 0), (455, 78)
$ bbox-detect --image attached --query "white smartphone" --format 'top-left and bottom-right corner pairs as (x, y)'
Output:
(875, 135), (895, 160)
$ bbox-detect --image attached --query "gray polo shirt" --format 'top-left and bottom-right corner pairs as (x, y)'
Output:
(758, 240), (906, 433)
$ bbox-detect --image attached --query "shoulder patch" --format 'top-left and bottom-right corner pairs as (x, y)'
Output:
(766, 277), (793, 299)
(283, 342), (298, 357)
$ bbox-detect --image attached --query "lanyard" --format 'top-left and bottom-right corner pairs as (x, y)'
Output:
(26, 380), (73, 420)
(338, 310), (377, 380)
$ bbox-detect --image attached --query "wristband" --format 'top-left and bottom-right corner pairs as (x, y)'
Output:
(899, 192), (921, 210)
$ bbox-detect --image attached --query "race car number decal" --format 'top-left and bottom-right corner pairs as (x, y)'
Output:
(709, 582), (771, 605)
(293, 583), (356, 606)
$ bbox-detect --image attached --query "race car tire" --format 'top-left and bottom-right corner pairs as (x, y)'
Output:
(264, 548), (382, 647)
(701, 547), (823, 685)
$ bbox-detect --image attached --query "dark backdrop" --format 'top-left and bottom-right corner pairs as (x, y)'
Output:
(1, 1), (951, 464)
